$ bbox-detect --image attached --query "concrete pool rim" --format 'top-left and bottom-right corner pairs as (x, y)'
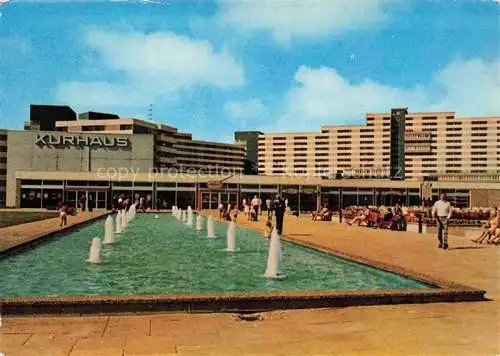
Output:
(0, 212), (487, 315)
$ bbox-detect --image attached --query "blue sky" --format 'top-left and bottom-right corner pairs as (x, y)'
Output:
(0, 0), (498, 142)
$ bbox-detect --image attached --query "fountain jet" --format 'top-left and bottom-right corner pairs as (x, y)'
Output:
(264, 228), (282, 278)
(121, 209), (127, 230)
(114, 211), (122, 234)
(196, 215), (203, 231)
(87, 237), (102, 264)
(207, 216), (216, 238)
(186, 209), (194, 227)
(103, 215), (115, 245)
(225, 221), (237, 252)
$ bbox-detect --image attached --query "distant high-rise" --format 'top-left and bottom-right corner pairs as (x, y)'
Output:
(234, 131), (262, 175)
(390, 108), (407, 180)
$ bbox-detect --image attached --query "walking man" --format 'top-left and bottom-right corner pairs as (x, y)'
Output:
(432, 193), (452, 249)
(274, 194), (286, 235)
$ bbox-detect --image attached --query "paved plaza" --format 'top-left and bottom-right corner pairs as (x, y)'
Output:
(1, 213), (499, 355)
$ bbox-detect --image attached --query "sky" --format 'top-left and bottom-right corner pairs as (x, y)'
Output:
(0, 0), (499, 142)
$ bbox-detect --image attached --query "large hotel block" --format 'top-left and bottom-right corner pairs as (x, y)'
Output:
(257, 109), (500, 180)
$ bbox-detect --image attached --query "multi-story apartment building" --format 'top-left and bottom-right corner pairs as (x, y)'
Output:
(258, 109), (500, 180)
(403, 112), (500, 179)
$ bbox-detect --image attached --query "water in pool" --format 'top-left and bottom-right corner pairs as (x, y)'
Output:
(0, 214), (431, 297)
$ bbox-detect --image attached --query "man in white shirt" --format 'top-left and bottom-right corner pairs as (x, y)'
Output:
(266, 198), (272, 219)
(251, 195), (259, 221)
(432, 193), (453, 249)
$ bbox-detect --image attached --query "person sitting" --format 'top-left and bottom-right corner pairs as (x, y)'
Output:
(488, 225), (500, 245)
(366, 210), (381, 228)
(347, 208), (369, 226)
(472, 208), (498, 244)
(312, 207), (328, 221)
(264, 218), (273, 238)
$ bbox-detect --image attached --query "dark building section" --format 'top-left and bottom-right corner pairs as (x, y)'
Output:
(390, 108), (407, 180)
(78, 112), (120, 121)
(235, 131), (262, 175)
(26, 105), (77, 131)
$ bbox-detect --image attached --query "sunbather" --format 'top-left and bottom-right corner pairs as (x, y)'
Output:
(472, 208), (498, 244)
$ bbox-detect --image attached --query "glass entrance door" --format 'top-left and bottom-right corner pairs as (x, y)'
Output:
(67, 190), (78, 208)
(201, 192), (210, 209)
(96, 191), (107, 209)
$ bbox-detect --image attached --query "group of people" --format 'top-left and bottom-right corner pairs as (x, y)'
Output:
(346, 203), (406, 231)
(218, 194), (287, 237)
(112, 194), (149, 213)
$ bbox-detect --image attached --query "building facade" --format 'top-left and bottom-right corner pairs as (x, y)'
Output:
(257, 109), (500, 180)
(54, 115), (246, 173)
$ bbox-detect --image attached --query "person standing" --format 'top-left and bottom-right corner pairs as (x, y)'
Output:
(59, 201), (68, 227)
(251, 195), (259, 221)
(266, 198), (272, 219)
(88, 194), (94, 212)
(432, 193), (452, 249)
(274, 194), (286, 235)
(258, 196), (262, 216)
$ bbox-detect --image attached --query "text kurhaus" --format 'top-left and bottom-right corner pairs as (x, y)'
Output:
(35, 134), (129, 147)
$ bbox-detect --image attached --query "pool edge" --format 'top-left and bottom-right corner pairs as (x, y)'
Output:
(0, 213), (487, 315)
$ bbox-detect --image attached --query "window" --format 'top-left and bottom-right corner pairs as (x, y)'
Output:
(471, 145), (487, 149)
(273, 137), (286, 140)
(360, 129), (373, 133)
(422, 116), (437, 120)
(294, 136), (308, 140)
(360, 135), (374, 138)
(471, 127), (487, 131)
(338, 135), (351, 139)
(338, 130), (351, 133)
(120, 125), (133, 130)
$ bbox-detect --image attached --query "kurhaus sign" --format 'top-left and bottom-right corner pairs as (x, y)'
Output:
(35, 134), (129, 148)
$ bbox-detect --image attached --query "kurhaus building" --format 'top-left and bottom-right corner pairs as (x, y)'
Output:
(0, 104), (246, 208)
(1, 105), (499, 210)
(257, 109), (500, 180)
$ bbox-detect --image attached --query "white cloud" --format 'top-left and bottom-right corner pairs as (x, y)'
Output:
(276, 58), (500, 131)
(56, 29), (245, 108)
(217, 0), (398, 44)
(429, 59), (500, 115)
(224, 99), (268, 119)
